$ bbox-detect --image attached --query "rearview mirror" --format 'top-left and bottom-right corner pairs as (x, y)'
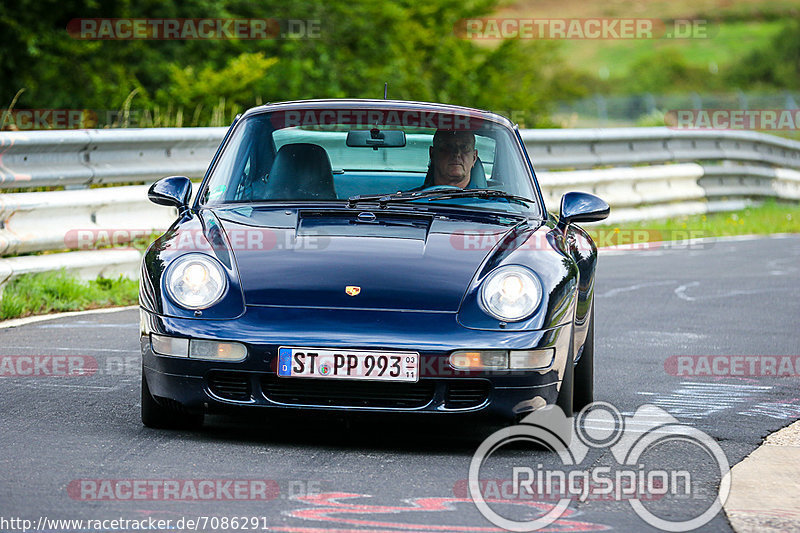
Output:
(557, 191), (610, 230)
(148, 176), (192, 211)
(346, 129), (406, 149)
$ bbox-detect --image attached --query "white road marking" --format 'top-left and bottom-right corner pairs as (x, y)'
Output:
(35, 322), (137, 329)
(600, 233), (799, 255)
(674, 282), (784, 302)
(641, 382), (772, 419)
(674, 282), (700, 301)
(739, 401), (800, 420)
(0, 346), (135, 354)
(597, 280), (676, 298)
(714, 288), (786, 298)
(766, 255), (800, 276)
(15, 382), (118, 391)
(0, 306), (138, 329)
(581, 411), (709, 435)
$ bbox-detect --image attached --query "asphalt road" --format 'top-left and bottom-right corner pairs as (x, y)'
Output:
(1, 234), (799, 532)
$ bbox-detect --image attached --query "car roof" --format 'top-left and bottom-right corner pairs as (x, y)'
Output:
(239, 99), (516, 128)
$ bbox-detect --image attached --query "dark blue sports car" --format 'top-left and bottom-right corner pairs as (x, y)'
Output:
(139, 99), (609, 428)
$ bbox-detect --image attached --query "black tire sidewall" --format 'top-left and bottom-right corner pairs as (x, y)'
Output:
(573, 302), (595, 410)
(556, 329), (575, 418)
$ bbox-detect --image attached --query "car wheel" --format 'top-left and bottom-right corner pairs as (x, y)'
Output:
(141, 371), (203, 429)
(573, 303), (594, 411)
(556, 332), (575, 418)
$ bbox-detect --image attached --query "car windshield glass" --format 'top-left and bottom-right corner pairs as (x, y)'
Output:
(201, 107), (540, 216)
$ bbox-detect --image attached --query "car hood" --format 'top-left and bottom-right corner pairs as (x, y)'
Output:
(213, 206), (540, 312)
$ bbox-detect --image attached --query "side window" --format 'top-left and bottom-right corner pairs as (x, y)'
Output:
(205, 118), (277, 202)
(475, 135), (496, 181)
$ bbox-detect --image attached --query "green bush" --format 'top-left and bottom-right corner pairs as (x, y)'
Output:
(0, 0), (587, 128)
(621, 48), (717, 94)
(726, 19), (800, 89)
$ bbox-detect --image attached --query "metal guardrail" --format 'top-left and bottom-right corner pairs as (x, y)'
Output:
(1, 126), (799, 294)
(522, 128), (800, 221)
(0, 128), (224, 189)
(4, 126), (800, 187)
(0, 184), (179, 256)
(521, 127), (800, 171)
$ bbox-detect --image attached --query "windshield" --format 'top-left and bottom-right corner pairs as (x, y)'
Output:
(201, 107), (541, 216)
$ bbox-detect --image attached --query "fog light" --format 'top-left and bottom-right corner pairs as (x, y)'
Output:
(189, 339), (247, 361)
(151, 334), (189, 357)
(509, 349), (554, 369)
(450, 350), (508, 369)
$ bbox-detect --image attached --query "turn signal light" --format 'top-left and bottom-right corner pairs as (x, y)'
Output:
(449, 349), (554, 370)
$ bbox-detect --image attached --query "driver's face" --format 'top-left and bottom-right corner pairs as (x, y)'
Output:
(430, 133), (477, 188)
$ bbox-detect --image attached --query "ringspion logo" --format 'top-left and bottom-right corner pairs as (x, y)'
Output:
(469, 403), (730, 531)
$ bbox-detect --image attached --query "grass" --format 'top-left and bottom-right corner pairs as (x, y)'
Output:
(493, 0), (796, 92)
(586, 200), (800, 245)
(498, 0), (799, 21)
(559, 20), (785, 80)
(0, 271), (138, 321)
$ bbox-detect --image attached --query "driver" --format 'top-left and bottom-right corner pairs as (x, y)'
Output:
(421, 129), (478, 189)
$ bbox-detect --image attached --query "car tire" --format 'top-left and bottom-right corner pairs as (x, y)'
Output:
(556, 333), (575, 418)
(573, 303), (594, 411)
(141, 371), (203, 429)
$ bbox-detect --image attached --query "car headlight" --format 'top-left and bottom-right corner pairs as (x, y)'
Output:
(479, 265), (542, 322)
(165, 254), (227, 309)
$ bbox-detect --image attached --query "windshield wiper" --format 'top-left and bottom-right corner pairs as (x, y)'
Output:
(346, 190), (432, 208)
(347, 188), (535, 209)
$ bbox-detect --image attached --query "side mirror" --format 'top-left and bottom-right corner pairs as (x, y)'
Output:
(148, 176), (192, 211)
(557, 191), (610, 230)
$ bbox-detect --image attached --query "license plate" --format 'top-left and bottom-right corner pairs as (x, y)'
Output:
(277, 347), (419, 382)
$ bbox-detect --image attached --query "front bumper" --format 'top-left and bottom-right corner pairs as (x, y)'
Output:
(140, 305), (572, 420)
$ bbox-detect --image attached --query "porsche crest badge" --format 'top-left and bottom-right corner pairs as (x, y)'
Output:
(345, 286), (361, 296)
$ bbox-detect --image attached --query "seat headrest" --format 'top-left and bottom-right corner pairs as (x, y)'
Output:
(421, 156), (487, 189)
(263, 143), (336, 200)
(468, 158), (487, 189)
